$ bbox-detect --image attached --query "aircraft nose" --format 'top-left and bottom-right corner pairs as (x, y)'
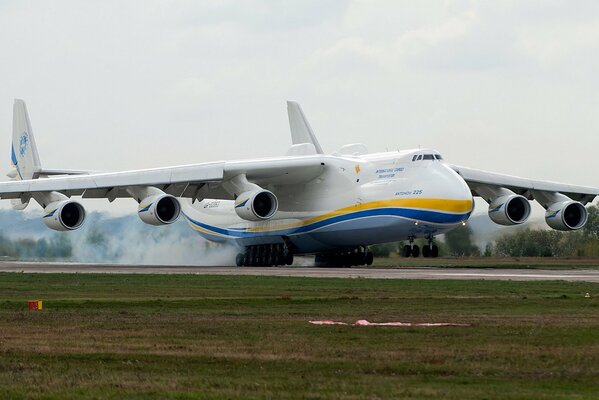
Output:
(435, 164), (474, 215)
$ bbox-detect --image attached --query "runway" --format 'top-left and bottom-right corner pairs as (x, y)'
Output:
(1, 262), (599, 282)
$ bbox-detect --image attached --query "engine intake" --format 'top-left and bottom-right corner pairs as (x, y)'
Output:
(488, 194), (531, 226)
(235, 190), (278, 221)
(545, 201), (588, 231)
(138, 194), (181, 225)
(43, 200), (86, 231)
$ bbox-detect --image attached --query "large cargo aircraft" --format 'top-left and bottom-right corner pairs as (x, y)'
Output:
(3, 100), (598, 266)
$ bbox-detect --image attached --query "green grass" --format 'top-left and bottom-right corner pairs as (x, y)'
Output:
(0, 273), (598, 399)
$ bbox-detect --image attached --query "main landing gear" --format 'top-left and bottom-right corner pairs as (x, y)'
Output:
(236, 244), (293, 267)
(315, 246), (374, 267)
(402, 237), (439, 258)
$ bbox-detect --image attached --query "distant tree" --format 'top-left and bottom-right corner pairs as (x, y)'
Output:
(47, 234), (72, 258)
(0, 235), (17, 258)
(370, 243), (397, 257)
(575, 238), (599, 257)
(582, 205), (599, 238)
(15, 238), (37, 259)
(483, 242), (493, 257)
(494, 228), (581, 257)
(443, 225), (480, 257)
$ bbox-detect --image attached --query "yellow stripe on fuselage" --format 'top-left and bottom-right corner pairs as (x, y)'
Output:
(244, 197), (473, 233)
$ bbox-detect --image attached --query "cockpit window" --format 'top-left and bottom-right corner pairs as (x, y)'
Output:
(412, 153), (442, 161)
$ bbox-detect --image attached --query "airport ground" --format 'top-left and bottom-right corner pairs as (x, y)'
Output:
(0, 269), (598, 399)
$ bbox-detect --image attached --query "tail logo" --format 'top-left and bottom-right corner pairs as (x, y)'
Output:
(18, 132), (29, 157)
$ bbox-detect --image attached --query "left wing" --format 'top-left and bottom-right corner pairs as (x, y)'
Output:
(451, 165), (599, 204)
(451, 164), (599, 230)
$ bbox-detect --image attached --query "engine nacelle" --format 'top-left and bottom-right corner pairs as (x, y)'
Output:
(43, 200), (86, 231)
(545, 201), (588, 231)
(488, 194), (531, 226)
(138, 194), (181, 226)
(235, 190), (278, 221)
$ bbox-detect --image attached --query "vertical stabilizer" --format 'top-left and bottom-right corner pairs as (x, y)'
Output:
(286, 101), (324, 154)
(12, 99), (41, 180)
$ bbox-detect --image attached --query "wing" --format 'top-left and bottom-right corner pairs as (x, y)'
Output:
(451, 164), (599, 205)
(0, 156), (326, 202)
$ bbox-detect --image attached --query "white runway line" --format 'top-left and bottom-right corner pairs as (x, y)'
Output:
(0, 262), (598, 282)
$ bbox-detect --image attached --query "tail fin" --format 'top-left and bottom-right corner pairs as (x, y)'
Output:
(12, 99), (42, 180)
(286, 101), (324, 154)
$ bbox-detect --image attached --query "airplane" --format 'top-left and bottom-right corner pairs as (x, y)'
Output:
(2, 99), (598, 267)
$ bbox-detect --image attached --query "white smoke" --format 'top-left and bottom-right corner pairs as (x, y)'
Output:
(0, 209), (239, 265)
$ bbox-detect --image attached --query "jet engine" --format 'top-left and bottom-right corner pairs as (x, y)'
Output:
(43, 200), (86, 231)
(545, 201), (588, 231)
(488, 194), (531, 226)
(235, 190), (278, 221)
(138, 194), (181, 226)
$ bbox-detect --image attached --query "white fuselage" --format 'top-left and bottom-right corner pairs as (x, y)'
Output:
(181, 149), (474, 254)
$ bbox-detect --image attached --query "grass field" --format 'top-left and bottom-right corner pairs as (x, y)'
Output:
(0, 273), (598, 399)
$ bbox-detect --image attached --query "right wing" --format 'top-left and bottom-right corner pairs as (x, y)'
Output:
(0, 156), (326, 202)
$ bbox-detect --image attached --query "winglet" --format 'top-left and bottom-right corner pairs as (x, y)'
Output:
(12, 99), (42, 180)
(286, 101), (324, 154)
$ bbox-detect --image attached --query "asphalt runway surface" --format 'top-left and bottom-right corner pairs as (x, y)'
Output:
(1, 262), (599, 282)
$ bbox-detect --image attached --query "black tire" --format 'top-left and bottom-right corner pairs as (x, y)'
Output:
(422, 245), (430, 258)
(365, 251), (374, 266)
(431, 244), (439, 258)
(285, 254), (293, 266)
(411, 245), (420, 258)
(403, 245), (412, 258)
(235, 253), (244, 267)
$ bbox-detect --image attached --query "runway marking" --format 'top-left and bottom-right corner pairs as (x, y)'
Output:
(0, 263), (598, 282)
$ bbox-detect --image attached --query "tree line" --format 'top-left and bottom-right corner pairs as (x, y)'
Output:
(0, 234), (72, 260)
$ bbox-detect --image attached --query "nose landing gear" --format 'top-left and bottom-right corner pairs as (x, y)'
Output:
(402, 236), (420, 258)
(402, 236), (439, 258)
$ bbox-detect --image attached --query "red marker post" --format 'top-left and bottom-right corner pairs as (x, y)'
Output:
(27, 300), (43, 311)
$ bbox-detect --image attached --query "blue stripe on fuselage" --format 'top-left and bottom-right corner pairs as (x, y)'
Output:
(184, 207), (471, 239)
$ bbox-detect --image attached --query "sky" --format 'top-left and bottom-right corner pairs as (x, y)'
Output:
(0, 0), (598, 215)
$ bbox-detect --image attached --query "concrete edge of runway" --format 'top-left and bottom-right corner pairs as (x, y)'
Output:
(1, 261), (599, 282)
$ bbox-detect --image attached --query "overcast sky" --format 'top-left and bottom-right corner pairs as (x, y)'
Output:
(1, 0), (598, 214)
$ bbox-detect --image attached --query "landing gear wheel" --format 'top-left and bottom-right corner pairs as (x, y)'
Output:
(431, 244), (439, 258)
(422, 245), (430, 258)
(411, 245), (420, 258)
(365, 251), (374, 266)
(236, 253), (244, 267)
(285, 254), (294, 265)
(403, 245), (412, 258)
